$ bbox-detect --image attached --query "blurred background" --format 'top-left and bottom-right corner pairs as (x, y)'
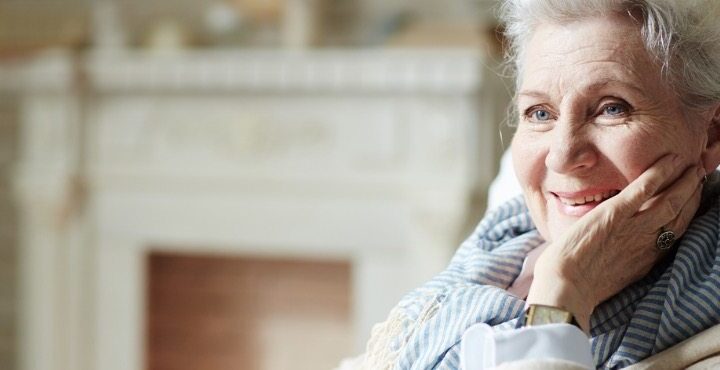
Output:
(0, 0), (514, 369)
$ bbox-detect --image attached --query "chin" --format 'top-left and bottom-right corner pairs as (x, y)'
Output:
(540, 208), (583, 243)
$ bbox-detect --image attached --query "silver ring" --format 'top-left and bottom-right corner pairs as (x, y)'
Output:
(656, 228), (676, 251)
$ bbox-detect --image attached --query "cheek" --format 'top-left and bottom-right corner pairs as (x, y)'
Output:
(512, 135), (552, 237)
(511, 135), (547, 189)
(605, 135), (653, 180)
(605, 124), (700, 182)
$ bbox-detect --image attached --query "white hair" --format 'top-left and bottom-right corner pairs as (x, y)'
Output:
(499, 0), (720, 111)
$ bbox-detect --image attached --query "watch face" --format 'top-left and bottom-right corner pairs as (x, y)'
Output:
(547, 308), (570, 323)
(528, 305), (572, 326)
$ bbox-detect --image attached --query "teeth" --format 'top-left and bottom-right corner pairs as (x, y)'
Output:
(559, 190), (619, 206)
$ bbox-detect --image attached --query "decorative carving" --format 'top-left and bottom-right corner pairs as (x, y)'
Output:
(95, 99), (338, 170)
(95, 99), (155, 163)
(153, 113), (333, 164)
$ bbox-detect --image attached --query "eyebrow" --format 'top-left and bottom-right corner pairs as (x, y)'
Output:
(518, 79), (646, 99)
(517, 90), (549, 99)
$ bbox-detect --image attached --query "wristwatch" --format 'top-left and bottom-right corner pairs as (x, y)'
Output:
(519, 304), (581, 328)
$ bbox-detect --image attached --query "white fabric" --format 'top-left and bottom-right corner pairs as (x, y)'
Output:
(461, 323), (594, 370)
(486, 150), (523, 213)
(494, 359), (592, 370)
(506, 243), (547, 299)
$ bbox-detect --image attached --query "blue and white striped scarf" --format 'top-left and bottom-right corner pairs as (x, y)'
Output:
(365, 173), (720, 369)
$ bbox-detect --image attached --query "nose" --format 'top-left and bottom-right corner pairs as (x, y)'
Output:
(544, 125), (598, 174)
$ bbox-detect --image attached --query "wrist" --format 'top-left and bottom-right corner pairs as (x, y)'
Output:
(527, 267), (594, 334)
(526, 291), (592, 334)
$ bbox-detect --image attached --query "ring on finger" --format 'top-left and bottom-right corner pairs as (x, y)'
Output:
(656, 227), (676, 251)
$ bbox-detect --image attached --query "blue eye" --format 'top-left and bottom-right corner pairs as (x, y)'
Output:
(602, 103), (628, 116)
(531, 109), (552, 121)
(521, 105), (555, 126)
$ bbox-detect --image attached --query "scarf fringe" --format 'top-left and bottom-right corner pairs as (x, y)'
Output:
(361, 293), (442, 369)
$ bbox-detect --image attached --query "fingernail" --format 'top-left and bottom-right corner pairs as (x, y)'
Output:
(697, 167), (706, 179)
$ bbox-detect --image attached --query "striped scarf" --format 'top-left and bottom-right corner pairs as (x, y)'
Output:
(363, 172), (720, 370)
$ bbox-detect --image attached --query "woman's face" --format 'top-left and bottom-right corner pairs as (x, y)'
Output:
(512, 14), (707, 242)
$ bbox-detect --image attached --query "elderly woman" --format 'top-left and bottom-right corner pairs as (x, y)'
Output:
(343, 0), (720, 369)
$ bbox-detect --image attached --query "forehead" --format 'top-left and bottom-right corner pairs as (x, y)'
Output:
(519, 15), (664, 96)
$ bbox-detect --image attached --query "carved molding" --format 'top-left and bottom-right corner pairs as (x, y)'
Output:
(91, 96), (418, 178)
(86, 50), (483, 93)
(0, 51), (75, 93)
(93, 99), (335, 165)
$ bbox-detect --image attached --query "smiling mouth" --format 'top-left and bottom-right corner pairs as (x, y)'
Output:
(553, 190), (620, 206)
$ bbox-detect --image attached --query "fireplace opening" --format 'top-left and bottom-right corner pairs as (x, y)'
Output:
(146, 252), (353, 370)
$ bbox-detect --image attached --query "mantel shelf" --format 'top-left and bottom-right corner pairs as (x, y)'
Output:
(1, 48), (486, 93)
(86, 49), (484, 93)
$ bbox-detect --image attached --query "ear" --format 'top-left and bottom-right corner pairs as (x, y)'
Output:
(701, 103), (720, 174)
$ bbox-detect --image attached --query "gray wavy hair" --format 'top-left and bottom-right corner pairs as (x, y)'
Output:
(499, 0), (720, 111)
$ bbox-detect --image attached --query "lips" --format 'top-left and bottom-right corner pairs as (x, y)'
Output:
(550, 189), (621, 217)
(555, 190), (620, 206)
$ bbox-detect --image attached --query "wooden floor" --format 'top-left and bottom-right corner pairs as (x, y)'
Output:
(146, 252), (353, 370)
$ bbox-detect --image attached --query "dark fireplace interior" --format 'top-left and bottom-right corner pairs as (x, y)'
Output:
(146, 252), (352, 370)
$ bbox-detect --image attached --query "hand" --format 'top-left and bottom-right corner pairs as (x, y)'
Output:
(526, 154), (706, 333)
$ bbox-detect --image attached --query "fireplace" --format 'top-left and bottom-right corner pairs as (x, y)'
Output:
(12, 49), (505, 370)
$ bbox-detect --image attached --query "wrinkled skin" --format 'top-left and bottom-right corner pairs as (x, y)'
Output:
(512, 14), (720, 331)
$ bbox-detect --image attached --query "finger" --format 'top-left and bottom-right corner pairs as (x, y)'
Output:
(605, 153), (679, 217)
(647, 183), (702, 256)
(666, 180), (702, 238)
(637, 165), (705, 230)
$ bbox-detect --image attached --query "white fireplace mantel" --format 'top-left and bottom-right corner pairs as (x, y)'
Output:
(11, 49), (507, 370)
